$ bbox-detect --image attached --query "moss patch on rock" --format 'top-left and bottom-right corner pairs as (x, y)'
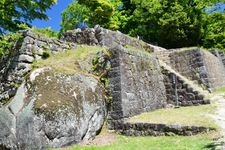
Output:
(30, 69), (105, 116)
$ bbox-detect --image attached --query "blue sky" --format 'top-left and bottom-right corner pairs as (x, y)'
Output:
(31, 0), (73, 31)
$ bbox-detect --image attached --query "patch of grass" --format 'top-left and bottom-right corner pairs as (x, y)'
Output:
(61, 131), (220, 150)
(129, 105), (218, 128)
(213, 86), (225, 94)
(123, 44), (153, 56)
(32, 27), (58, 38)
(32, 45), (106, 75)
(172, 47), (200, 52)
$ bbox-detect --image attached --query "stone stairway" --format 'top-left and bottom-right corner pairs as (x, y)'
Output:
(160, 60), (211, 106)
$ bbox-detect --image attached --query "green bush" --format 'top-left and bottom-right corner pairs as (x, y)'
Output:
(42, 50), (51, 59)
(0, 32), (23, 59)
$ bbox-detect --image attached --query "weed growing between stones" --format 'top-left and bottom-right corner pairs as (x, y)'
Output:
(42, 50), (51, 59)
(92, 50), (112, 106)
(0, 32), (23, 60)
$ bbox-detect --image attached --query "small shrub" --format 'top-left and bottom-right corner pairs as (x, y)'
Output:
(0, 32), (23, 59)
(92, 50), (112, 104)
(42, 50), (51, 59)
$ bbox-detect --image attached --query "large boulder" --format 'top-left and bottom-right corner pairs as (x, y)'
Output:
(0, 68), (106, 149)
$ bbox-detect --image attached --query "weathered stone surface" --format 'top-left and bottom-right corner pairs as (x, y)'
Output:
(111, 121), (215, 136)
(162, 67), (210, 106)
(61, 25), (154, 53)
(0, 68), (106, 149)
(17, 55), (34, 63)
(108, 46), (167, 123)
(170, 48), (225, 89)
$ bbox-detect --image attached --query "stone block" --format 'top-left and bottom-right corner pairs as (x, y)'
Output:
(18, 55), (34, 63)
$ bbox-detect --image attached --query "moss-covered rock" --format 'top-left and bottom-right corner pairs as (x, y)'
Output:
(0, 68), (106, 149)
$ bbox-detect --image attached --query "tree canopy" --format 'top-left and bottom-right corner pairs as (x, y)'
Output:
(60, 0), (127, 32)
(60, 0), (225, 50)
(0, 0), (56, 34)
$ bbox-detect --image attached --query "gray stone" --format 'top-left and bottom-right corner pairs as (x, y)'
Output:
(61, 27), (154, 52)
(17, 63), (31, 70)
(0, 69), (106, 149)
(18, 55), (34, 63)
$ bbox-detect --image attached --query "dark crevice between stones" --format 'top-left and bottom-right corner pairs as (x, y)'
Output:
(0, 145), (11, 150)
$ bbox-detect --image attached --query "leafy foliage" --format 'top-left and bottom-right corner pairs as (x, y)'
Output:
(123, 0), (206, 48)
(60, 2), (91, 33)
(60, 0), (225, 50)
(32, 27), (58, 38)
(60, 0), (125, 32)
(0, 32), (22, 59)
(0, 0), (56, 34)
(42, 50), (51, 59)
(203, 12), (225, 49)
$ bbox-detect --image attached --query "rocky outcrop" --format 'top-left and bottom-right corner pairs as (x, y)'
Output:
(0, 30), (76, 104)
(0, 68), (106, 149)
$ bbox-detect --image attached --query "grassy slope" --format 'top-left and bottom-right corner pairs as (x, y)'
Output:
(63, 132), (218, 150)
(32, 45), (106, 76)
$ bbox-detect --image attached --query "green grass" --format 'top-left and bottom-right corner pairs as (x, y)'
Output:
(62, 132), (220, 150)
(213, 86), (225, 94)
(32, 45), (106, 75)
(129, 105), (218, 128)
(56, 104), (221, 150)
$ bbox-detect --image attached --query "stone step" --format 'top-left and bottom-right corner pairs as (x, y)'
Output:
(160, 60), (210, 101)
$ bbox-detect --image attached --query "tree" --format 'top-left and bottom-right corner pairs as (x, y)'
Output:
(122, 0), (225, 49)
(60, 2), (91, 33)
(203, 12), (225, 49)
(122, 0), (204, 48)
(61, 0), (225, 50)
(0, 0), (56, 34)
(60, 0), (125, 32)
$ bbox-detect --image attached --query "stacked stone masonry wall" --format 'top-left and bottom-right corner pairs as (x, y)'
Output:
(170, 48), (209, 88)
(110, 120), (215, 136)
(162, 67), (210, 106)
(210, 50), (225, 67)
(170, 48), (225, 89)
(108, 46), (167, 123)
(0, 30), (76, 103)
(61, 26), (154, 53)
(202, 50), (225, 89)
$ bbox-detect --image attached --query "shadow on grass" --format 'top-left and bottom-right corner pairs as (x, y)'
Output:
(204, 141), (225, 150)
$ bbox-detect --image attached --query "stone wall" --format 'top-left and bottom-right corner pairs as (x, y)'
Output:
(162, 67), (210, 106)
(61, 26), (154, 53)
(170, 48), (208, 87)
(170, 48), (225, 89)
(202, 50), (225, 89)
(210, 50), (225, 67)
(110, 120), (215, 136)
(0, 30), (76, 104)
(108, 46), (167, 122)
